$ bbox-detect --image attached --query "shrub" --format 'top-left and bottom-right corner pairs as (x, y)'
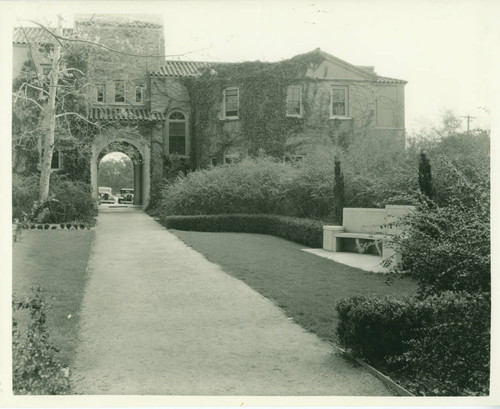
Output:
(160, 214), (323, 248)
(13, 287), (70, 395)
(45, 175), (96, 224)
(12, 174), (39, 221)
(158, 157), (299, 216)
(389, 168), (490, 295)
(336, 292), (490, 396)
(12, 173), (96, 224)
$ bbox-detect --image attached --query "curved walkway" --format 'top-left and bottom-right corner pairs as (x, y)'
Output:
(72, 209), (392, 395)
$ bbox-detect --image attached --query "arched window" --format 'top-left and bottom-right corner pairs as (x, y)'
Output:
(168, 111), (186, 155)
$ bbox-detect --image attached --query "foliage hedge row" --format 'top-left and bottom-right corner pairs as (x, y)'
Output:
(160, 214), (323, 248)
(336, 292), (490, 396)
(12, 174), (96, 224)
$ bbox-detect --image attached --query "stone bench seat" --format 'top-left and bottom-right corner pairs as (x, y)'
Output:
(322, 205), (416, 269)
(334, 232), (386, 240)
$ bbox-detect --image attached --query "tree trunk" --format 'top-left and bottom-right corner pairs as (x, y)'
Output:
(39, 17), (62, 202)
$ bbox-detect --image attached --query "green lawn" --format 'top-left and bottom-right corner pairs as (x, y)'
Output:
(12, 229), (95, 367)
(172, 230), (418, 343)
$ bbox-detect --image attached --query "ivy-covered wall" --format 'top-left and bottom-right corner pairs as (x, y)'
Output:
(181, 50), (405, 169)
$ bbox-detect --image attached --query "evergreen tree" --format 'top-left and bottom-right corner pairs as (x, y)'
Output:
(418, 152), (434, 200)
(333, 156), (345, 224)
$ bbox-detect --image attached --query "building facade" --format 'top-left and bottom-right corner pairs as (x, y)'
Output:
(13, 14), (407, 208)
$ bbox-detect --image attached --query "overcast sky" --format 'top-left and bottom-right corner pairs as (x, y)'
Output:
(3, 0), (499, 133)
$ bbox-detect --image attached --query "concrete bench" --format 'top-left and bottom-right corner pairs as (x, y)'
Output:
(323, 205), (415, 266)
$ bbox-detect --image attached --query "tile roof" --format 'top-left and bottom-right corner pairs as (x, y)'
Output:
(152, 59), (407, 84)
(13, 27), (74, 44)
(88, 107), (165, 121)
(375, 75), (407, 84)
(151, 61), (214, 77)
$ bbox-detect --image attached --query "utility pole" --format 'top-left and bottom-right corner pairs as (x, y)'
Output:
(461, 115), (476, 135)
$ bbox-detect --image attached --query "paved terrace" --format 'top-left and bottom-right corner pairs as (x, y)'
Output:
(72, 209), (392, 395)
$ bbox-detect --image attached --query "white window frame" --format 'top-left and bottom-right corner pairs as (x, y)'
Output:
(167, 110), (188, 157)
(286, 85), (303, 117)
(96, 83), (106, 103)
(135, 85), (145, 103)
(114, 80), (126, 104)
(223, 87), (239, 119)
(330, 86), (349, 118)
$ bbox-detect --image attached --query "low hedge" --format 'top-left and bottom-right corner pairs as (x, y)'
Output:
(160, 214), (324, 248)
(336, 292), (490, 396)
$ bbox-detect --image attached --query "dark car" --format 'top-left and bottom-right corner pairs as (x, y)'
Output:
(118, 188), (134, 204)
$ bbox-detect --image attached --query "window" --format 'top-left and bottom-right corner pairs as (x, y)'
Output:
(96, 84), (106, 103)
(331, 86), (349, 117)
(168, 111), (186, 155)
(223, 87), (239, 118)
(135, 85), (145, 103)
(51, 150), (60, 170)
(114, 80), (125, 103)
(41, 149), (61, 170)
(41, 65), (52, 76)
(286, 86), (302, 117)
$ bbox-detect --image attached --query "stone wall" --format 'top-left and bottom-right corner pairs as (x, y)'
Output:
(75, 14), (165, 109)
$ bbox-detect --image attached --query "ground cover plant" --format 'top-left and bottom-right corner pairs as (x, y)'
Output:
(12, 228), (95, 393)
(170, 230), (418, 343)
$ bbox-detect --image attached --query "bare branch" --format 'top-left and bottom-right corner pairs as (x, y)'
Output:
(59, 67), (85, 76)
(54, 111), (99, 126)
(13, 93), (46, 112)
(30, 20), (209, 59)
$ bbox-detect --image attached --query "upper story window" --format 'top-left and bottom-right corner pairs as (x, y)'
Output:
(135, 85), (145, 103)
(331, 86), (349, 117)
(286, 85), (302, 117)
(96, 84), (106, 103)
(168, 111), (186, 155)
(41, 65), (52, 77)
(223, 87), (239, 118)
(114, 80), (125, 103)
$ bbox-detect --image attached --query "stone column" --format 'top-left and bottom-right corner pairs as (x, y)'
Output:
(133, 163), (143, 205)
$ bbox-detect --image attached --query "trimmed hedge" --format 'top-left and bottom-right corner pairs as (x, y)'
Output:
(160, 214), (323, 248)
(336, 292), (491, 396)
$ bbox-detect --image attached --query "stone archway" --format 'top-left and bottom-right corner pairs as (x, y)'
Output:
(91, 133), (150, 208)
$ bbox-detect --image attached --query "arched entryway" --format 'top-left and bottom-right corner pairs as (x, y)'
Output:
(91, 134), (150, 208)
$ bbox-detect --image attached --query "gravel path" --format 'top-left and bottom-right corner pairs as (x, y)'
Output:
(71, 209), (393, 395)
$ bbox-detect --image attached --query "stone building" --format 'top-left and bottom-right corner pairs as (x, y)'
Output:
(12, 14), (407, 208)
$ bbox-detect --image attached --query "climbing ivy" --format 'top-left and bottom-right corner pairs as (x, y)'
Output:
(184, 50), (326, 167)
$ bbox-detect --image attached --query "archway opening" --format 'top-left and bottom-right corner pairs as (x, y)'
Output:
(97, 141), (144, 206)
